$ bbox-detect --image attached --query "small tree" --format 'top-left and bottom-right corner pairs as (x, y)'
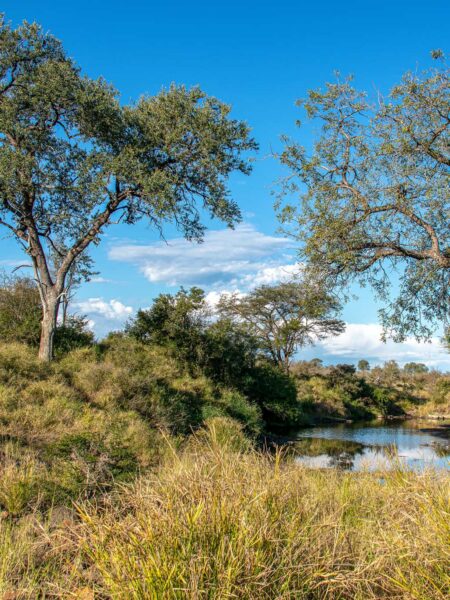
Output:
(0, 18), (256, 360)
(358, 359), (370, 372)
(382, 360), (401, 385)
(126, 287), (208, 366)
(404, 362), (429, 375)
(277, 52), (449, 341)
(218, 282), (345, 372)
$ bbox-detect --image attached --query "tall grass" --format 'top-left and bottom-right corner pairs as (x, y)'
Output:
(0, 341), (448, 597)
(1, 420), (446, 598)
(77, 431), (449, 599)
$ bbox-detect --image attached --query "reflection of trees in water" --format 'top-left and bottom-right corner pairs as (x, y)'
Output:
(430, 442), (450, 458)
(294, 424), (450, 470)
(294, 438), (367, 470)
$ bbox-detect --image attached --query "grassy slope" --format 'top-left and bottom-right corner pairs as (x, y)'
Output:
(0, 340), (260, 517)
(0, 342), (448, 598)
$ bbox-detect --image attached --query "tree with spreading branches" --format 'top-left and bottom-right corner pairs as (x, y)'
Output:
(218, 282), (345, 372)
(276, 52), (449, 342)
(0, 17), (256, 360)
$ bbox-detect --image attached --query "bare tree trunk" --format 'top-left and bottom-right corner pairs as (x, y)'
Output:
(38, 291), (58, 361)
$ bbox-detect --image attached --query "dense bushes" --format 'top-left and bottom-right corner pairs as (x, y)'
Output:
(126, 289), (303, 429)
(0, 340), (264, 517)
(0, 274), (95, 356)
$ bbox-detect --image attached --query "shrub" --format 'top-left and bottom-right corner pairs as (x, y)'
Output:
(246, 362), (302, 430)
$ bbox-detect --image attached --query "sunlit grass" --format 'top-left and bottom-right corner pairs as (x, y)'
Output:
(1, 420), (445, 598)
(77, 429), (449, 599)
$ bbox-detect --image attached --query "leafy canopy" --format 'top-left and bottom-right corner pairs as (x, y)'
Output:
(0, 16), (256, 358)
(126, 287), (208, 365)
(277, 53), (449, 341)
(218, 282), (345, 371)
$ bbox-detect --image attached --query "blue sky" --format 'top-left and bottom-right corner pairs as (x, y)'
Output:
(1, 1), (450, 368)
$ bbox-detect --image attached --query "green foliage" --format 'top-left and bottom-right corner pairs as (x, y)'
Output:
(246, 361), (302, 428)
(127, 287), (207, 367)
(277, 55), (450, 341)
(289, 360), (414, 420)
(218, 282), (345, 371)
(54, 315), (94, 355)
(201, 319), (258, 387)
(431, 377), (450, 405)
(371, 387), (404, 416)
(327, 364), (366, 399)
(0, 274), (94, 355)
(0, 16), (256, 359)
(0, 273), (42, 346)
(358, 359), (370, 371)
(126, 289), (301, 432)
(326, 364), (374, 418)
(404, 362), (429, 374)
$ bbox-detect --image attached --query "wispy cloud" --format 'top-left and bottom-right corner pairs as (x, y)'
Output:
(72, 297), (134, 339)
(108, 223), (296, 289)
(89, 277), (115, 284)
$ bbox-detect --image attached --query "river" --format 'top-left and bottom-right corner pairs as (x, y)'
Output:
(292, 419), (449, 471)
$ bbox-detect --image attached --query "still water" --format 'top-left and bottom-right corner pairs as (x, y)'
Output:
(293, 419), (449, 471)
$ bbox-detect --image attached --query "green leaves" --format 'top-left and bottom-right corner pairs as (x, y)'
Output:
(0, 17), (256, 358)
(218, 282), (345, 371)
(277, 55), (450, 341)
(0, 16), (256, 265)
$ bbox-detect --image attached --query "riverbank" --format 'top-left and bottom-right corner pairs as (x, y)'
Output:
(0, 343), (448, 596)
(1, 419), (449, 598)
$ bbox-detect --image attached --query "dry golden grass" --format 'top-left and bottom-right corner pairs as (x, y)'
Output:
(2, 420), (447, 599)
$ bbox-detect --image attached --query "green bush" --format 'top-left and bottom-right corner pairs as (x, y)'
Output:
(431, 377), (450, 405)
(246, 362), (303, 430)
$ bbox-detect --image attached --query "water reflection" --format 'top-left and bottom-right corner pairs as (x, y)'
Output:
(293, 420), (449, 471)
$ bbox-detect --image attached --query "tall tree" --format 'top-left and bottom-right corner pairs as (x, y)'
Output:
(0, 17), (256, 360)
(218, 282), (345, 372)
(276, 52), (449, 341)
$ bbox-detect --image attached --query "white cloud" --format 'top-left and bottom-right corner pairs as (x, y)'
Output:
(319, 323), (450, 369)
(109, 223), (296, 288)
(204, 288), (245, 310)
(239, 263), (301, 287)
(73, 298), (133, 321)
